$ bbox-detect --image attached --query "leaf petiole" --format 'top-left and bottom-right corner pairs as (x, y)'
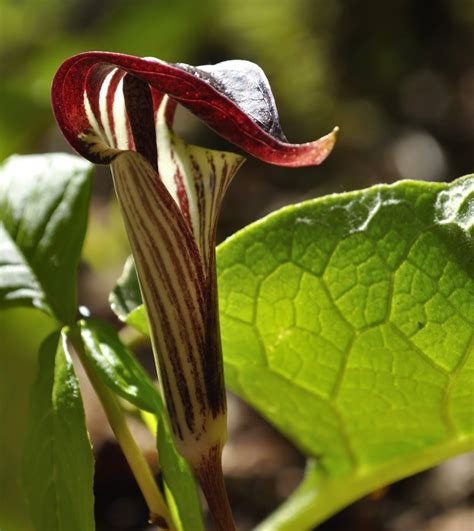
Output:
(118, 324), (151, 351)
(67, 328), (174, 530)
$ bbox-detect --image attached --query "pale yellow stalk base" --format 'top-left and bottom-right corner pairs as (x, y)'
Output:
(69, 332), (174, 530)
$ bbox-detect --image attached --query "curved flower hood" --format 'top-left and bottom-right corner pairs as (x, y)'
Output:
(52, 51), (337, 168)
(51, 52), (338, 530)
(51, 51), (338, 461)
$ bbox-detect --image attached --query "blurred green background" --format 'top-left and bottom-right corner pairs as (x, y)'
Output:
(1, 1), (474, 530)
(3, 0), (474, 186)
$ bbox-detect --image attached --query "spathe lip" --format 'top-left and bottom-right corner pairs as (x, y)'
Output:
(52, 51), (338, 168)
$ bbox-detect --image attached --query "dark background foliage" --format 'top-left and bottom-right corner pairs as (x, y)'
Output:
(1, 1), (473, 530)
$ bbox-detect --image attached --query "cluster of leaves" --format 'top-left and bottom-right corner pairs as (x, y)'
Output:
(0, 153), (473, 530)
(0, 154), (202, 531)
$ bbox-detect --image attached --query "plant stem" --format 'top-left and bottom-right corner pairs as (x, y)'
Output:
(256, 435), (474, 531)
(140, 409), (159, 440)
(119, 325), (150, 351)
(195, 445), (235, 531)
(69, 331), (174, 530)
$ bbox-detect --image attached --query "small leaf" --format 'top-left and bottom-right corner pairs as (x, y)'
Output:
(79, 318), (160, 412)
(23, 330), (95, 531)
(79, 318), (204, 530)
(109, 255), (145, 326)
(109, 256), (149, 335)
(0, 154), (93, 324)
(109, 255), (141, 322)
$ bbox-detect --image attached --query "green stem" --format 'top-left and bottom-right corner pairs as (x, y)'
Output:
(69, 331), (174, 530)
(257, 435), (474, 531)
(140, 409), (159, 438)
(119, 325), (151, 351)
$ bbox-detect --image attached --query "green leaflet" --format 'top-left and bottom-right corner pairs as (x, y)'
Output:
(78, 319), (204, 531)
(22, 330), (95, 531)
(0, 308), (56, 531)
(79, 319), (160, 413)
(0, 154), (92, 324)
(109, 255), (142, 320)
(112, 176), (474, 526)
(109, 256), (150, 335)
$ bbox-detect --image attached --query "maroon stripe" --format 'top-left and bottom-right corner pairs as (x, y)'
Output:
(120, 191), (197, 434)
(85, 63), (113, 137)
(114, 153), (229, 425)
(124, 167), (208, 419)
(207, 153), (217, 198)
(123, 74), (158, 172)
(139, 151), (207, 304)
(147, 165), (208, 314)
(115, 163), (209, 429)
(127, 161), (206, 333)
(152, 91), (177, 169)
(203, 262), (226, 417)
(106, 69), (125, 148)
(211, 164), (230, 236)
(128, 186), (208, 421)
(188, 153), (207, 263)
(168, 141), (192, 229)
(118, 179), (197, 425)
(159, 356), (183, 440)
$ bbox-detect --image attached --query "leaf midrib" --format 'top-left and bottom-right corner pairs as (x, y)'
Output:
(0, 177), (77, 322)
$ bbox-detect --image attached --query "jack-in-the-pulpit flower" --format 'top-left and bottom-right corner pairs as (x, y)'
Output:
(52, 51), (337, 530)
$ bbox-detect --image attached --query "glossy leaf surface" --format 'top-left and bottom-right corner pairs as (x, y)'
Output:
(79, 319), (161, 412)
(0, 154), (92, 324)
(79, 319), (204, 531)
(23, 331), (95, 531)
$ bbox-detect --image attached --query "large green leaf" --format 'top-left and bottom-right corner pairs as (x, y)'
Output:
(112, 176), (474, 527)
(219, 176), (474, 527)
(0, 308), (56, 531)
(23, 330), (95, 531)
(0, 154), (92, 324)
(78, 319), (204, 531)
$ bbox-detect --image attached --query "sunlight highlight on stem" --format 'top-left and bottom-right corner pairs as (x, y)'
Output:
(68, 330), (174, 530)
